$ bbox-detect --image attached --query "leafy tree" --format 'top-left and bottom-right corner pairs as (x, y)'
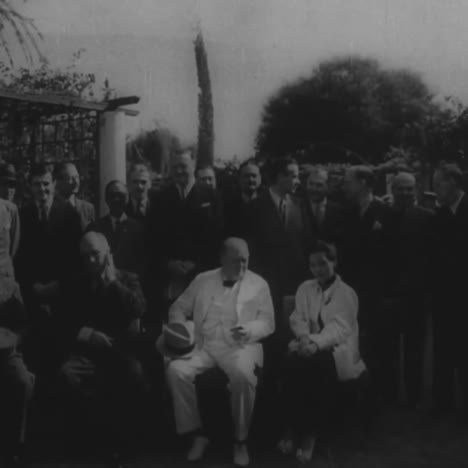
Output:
(0, 0), (43, 65)
(126, 126), (181, 174)
(256, 56), (437, 164)
(0, 49), (114, 100)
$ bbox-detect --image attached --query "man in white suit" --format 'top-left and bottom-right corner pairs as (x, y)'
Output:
(166, 237), (274, 467)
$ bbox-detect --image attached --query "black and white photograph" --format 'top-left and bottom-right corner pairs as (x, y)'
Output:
(0, 0), (468, 466)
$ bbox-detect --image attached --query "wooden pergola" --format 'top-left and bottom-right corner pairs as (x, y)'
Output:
(0, 89), (139, 213)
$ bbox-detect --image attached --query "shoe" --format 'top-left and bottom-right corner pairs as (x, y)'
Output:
(233, 443), (250, 467)
(187, 436), (210, 462)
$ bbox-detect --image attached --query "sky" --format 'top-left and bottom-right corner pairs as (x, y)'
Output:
(9, 0), (468, 159)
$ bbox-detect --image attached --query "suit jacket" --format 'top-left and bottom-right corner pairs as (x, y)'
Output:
(147, 183), (224, 280)
(15, 198), (82, 301)
(74, 198), (95, 232)
(63, 269), (145, 355)
(305, 198), (345, 244)
(169, 268), (274, 352)
(223, 193), (257, 240)
(90, 215), (145, 276)
(339, 199), (394, 296)
(434, 194), (468, 295)
(290, 276), (365, 381)
(387, 205), (434, 295)
(126, 197), (151, 222)
(249, 191), (312, 298)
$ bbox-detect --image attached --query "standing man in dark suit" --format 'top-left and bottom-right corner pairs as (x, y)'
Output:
(15, 163), (82, 375)
(432, 164), (468, 415)
(224, 159), (262, 239)
(147, 149), (223, 326)
(55, 162), (95, 232)
(249, 157), (311, 357)
(341, 165), (394, 401)
(126, 163), (152, 222)
(90, 180), (145, 277)
(387, 172), (434, 407)
(305, 167), (344, 245)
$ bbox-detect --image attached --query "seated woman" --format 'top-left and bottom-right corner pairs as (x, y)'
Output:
(277, 241), (366, 463)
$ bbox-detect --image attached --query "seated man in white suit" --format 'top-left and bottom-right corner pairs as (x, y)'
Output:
(166, 237), (274, 467)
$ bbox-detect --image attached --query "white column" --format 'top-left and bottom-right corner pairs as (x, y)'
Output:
(98, 110), (127, 216)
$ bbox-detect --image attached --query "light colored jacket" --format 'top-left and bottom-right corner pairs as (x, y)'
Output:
(290, 276), (366, 381)
(169, 268), (275, 351)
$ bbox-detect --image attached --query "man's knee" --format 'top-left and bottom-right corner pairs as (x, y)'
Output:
(228, 360), (257, 387)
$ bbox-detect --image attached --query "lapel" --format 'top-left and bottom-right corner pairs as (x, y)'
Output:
(265, 191), (284, 232)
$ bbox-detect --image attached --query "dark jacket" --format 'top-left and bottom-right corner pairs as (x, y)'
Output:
(304, 198), (345, 245)
(249, 190), (312, 297)
(433, 194), (468, 294)
(90, 215), (146, 277)
(146, 183), (224, 279)
(62, 269), (145, 354)
(388, 205), (434, 295)
(223, 192), (258, 240)
(15, 198), (82, 301)
(339, 198), (394, 296)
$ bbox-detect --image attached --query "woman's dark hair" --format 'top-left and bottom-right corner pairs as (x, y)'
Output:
(308, 240), (337, 263)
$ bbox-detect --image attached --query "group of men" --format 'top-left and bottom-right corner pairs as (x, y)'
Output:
(0, 151), (467, 466)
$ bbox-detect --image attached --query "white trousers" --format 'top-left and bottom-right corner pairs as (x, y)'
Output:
(166, 343), (262, 441)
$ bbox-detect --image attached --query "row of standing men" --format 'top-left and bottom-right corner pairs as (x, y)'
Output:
(1, 153), (467, 448)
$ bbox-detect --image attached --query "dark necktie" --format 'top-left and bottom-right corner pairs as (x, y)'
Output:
(39, 205), (48, 229)
(279, 197), (286, 226)
(223, 280), (236, 288)
(137, 200), (145, 217)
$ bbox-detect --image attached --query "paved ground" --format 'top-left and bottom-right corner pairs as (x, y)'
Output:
(24, 407), (468, 467)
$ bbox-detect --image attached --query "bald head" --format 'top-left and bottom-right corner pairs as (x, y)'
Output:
(392, 171), (417, 209)
(220, 238), (249, 281)
(80, 232), (110, 275)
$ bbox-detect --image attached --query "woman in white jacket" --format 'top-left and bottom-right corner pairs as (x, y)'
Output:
(277, 241), (365, 463)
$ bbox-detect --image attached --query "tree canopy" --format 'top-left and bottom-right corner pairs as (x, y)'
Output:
(256, 56), (440, 165)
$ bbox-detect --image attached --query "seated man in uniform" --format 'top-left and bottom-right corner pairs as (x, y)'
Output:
(164, 238), (274, 467)
(0, 278), (34, 466)
(59, 232), (147, 466)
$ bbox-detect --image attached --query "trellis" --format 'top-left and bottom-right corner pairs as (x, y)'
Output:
(0, 89), (138, 205)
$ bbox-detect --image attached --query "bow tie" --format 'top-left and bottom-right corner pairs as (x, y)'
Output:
(223, 280), (237, 288)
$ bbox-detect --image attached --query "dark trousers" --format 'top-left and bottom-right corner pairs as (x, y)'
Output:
(280, 351), (338, 437)
(432, 294), (468, 412)
(0, 351), (34, 451)
(60, 349), (148, 450)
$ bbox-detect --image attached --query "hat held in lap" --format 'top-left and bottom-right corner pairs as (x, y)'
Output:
(156, 321), (195, 359)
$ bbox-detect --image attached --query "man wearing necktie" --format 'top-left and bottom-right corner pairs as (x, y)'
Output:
(432, 164), (468, 415)
(164, 238), (274, 466)
(55, 162), (95, 233)
(305, 168), (345, 245)
(340, 166), (394, 402)
(249, 157), (311, 364)
(127, 163), (151, 222)
(89, 180), (145, 277)
(15, 164), (82, 375)
(146, 149), (223, 328)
